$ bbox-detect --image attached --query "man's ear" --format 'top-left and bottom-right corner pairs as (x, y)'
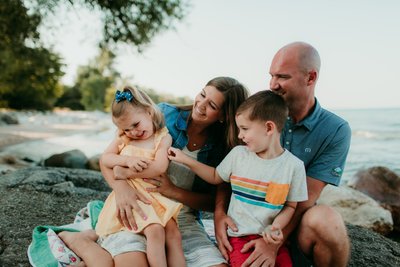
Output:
(307, 70), (318, 86)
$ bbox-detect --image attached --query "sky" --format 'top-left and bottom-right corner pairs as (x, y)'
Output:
(46, 0), (400, 110)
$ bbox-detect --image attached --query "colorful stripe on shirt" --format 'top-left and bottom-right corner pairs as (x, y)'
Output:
(230, 175), (283, 209)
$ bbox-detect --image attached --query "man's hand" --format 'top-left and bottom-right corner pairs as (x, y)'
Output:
(214, 211), (238, 261)
(241, 238), (280, 267)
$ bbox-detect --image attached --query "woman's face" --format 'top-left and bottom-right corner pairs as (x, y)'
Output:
(192, 85), (225, 125)
(113, 105), (154, 140)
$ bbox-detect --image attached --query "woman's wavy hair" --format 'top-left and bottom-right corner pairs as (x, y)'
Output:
(179, 77), (249, 153)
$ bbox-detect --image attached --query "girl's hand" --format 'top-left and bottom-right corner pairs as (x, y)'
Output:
(262, 224), (283, 245)
(113, 165), (132, 180)
(126, 157), (151, 172)
(144, 173), (177, 199)
(114, 183), (151, 231)
(167, 147), (189, 164)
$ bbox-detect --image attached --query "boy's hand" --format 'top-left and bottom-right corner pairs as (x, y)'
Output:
(126, 157), (150, 172)
(167, 147), (189, 164)
(262, 224), (283, 245)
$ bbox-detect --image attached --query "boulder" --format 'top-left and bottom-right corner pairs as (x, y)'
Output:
(347, 224), (400, 266)
(0, 154), (33, 175)
(318, 185), (393, 235)
(87, 153), (101, 171)
(44, 149), (88, 169)
(0, 112), (19, 125)
(349, 166), (400, 232)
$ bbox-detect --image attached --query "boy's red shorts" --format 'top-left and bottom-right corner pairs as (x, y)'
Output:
(228, 235), (292, 267)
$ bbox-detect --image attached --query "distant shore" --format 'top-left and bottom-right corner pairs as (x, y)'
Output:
(0, 110), (114, 166)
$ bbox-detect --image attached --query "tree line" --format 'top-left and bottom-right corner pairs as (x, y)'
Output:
(0, 0), (189, 110)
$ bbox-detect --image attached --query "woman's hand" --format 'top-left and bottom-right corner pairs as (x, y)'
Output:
(144, 173), (177, 199)
(114, 183), (151, 231)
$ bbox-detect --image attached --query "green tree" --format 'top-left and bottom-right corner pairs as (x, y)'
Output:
(55, 85), (84, 110)
(0, 0), (188, 109)
(0, 1), (63, 109)
(29, 0), (187, 51)
(75, 48), (119, 110)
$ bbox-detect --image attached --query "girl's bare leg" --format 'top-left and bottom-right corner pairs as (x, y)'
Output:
(143, 224), (167, 267)
(114, 251), (149, 267)
(165, 220), (186, 267)
(59, 230), (113, 267)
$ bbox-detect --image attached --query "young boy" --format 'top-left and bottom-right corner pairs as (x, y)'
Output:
(168, 90), (308, 267)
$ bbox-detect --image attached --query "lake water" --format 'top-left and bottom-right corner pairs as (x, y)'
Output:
(335, 108), (400, 184)
(1, 108), (399, 185)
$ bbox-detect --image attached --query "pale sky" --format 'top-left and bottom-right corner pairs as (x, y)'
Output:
(48, 0), (400, 109)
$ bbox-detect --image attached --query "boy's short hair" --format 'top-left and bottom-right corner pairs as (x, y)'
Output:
(236, 90), (288, 132)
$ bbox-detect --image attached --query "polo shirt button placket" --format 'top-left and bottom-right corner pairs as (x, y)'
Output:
(285, 127), (293, 150)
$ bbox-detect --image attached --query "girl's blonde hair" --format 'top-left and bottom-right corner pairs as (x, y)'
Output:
(111, 86), (165, 138)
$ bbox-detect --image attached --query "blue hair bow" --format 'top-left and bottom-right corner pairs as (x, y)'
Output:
(115, 90), (134, 103)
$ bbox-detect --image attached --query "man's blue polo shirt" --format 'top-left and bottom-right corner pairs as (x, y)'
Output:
(281, 99), (351, 186)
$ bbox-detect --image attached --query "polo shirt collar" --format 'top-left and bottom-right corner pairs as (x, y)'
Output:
(295, 98), (321, 131)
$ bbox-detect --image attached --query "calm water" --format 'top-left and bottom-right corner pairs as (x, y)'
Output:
(2, 108), (399, 185)
(335, 108), (400, 184)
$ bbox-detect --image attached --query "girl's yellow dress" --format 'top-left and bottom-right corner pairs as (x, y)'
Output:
(96, 127), (182, 236)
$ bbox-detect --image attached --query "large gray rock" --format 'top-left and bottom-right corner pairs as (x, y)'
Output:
(0, 112), (19, 125)
(87, 153), (101, 171)
(347, 224), (400, 266)
(44, 149), (88, 169)
(318, 185), (393, 235)
(349, 166), (400, 232)
(0, 167), (399, 266)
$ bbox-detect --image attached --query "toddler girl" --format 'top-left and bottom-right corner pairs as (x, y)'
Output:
(95, 86), (185, 267)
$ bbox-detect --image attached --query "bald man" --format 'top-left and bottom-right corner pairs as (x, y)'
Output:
(214, 42), (351, 267)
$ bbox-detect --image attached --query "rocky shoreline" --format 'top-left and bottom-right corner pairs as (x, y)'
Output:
(0, 167), (399, 266)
